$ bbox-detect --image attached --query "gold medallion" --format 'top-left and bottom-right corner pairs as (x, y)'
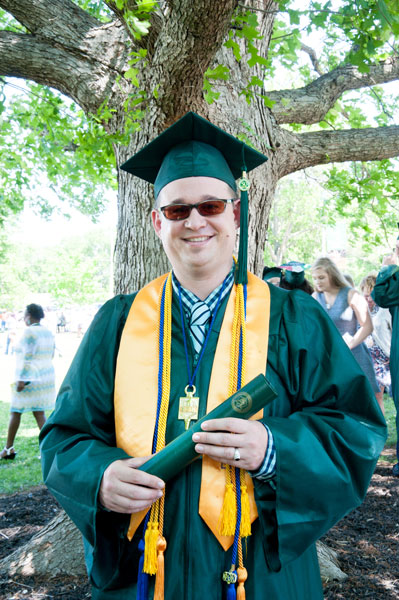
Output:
(179, 385), (199, 430)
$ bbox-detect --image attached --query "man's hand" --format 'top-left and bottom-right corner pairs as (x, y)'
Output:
(99, 456), (165, 514)
(16, 381), (26, 392)
(192, 418), (268, 471)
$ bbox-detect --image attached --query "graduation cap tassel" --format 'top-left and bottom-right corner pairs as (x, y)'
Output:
(236, 146), (250, 285)
(236, 181), (249, 285)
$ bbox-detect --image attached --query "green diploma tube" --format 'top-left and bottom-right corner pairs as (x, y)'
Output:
(138, 373), (277, 482)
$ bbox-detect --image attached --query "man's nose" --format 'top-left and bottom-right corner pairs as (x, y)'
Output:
(184, 207), (207, 228)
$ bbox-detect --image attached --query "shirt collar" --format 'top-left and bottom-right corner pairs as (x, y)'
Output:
(172, 265), (235, 315)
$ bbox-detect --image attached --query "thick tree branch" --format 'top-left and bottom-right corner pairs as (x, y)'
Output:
(0, 0), (100, 45)
(277, 125), (399, 177)
(268, 56), (399, 125)
(0, 27), (131, 115)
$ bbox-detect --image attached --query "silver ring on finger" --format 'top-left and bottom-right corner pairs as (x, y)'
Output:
(233, 447), (241, 461)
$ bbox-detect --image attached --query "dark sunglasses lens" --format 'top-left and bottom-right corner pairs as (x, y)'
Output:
(163, 205), (191, 220)
(197, 200), (226, 216)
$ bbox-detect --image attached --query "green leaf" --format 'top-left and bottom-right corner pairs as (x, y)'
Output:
(260, 95), (276, 109)
(287, 8), (300, 25)
(224, 38), (242, 62)
(203, 79), (220, 104)
(204, 65), (230, 81)
(124, 67), (140, 87)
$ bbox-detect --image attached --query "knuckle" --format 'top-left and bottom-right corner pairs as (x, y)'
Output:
(222, 433), (231, 446)
(224, 418), (235, 432)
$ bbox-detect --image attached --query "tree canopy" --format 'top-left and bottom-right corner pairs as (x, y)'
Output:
(0, 1), (398, 288)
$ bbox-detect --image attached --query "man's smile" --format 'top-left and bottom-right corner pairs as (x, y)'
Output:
(183, 235), (214, 244)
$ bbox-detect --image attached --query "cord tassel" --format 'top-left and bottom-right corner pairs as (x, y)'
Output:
(226, 573), (237, 600)
(236, 567), (247, 600)
(153, 536), (167, 600)
(220, 481), (237, 536)
(143, 521), (159, 575)
(239, 484), (251, 538)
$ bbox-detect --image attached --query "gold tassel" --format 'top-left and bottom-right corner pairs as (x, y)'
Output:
(219, 482), (237, 536)
(143, 522), (159, 575)
(154, 535), (167, 600)
(239, 484), (251, 538)
(237, 567), (247, 600)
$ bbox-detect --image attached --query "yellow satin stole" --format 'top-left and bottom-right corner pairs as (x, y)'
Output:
(114, 272), (270, 547)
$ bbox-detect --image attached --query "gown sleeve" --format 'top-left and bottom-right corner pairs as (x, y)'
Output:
(40, 295), (135, 549)
(253, 287), (387, 572)
(371, 265), (399, 309)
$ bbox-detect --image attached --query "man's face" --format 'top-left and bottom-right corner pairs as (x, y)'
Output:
(152, 176), (240, 278)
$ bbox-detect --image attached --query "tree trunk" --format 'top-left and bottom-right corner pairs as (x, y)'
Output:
(0, 511), (86, 578)
(316, 540), (347, 583)
(0, 510), (346, 583)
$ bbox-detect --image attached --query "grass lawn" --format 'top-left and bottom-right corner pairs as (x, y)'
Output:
(0, 409), (46, 494)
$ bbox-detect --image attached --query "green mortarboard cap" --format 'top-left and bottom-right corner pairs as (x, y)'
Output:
(262, 266), (282, 282)
(120, 112), (268, 284)
(279, 261), (307, 286)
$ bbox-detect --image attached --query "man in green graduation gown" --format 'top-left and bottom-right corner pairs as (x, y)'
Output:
(372, 239), (399, 477)
(40, 112), (386, 600)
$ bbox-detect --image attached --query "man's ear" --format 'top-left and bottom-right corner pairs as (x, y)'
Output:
(233, 199), (241, 229)
(151, 209), (162, 239)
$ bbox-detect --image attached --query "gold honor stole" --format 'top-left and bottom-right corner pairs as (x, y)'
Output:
(114, 271), (270, 548)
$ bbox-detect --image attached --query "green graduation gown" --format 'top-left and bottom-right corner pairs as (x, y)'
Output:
(40, 283), (386, 599)
(372, 264), (399, 460)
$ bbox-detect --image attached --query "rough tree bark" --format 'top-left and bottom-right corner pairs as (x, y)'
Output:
(0, 0), (397, 582)
(0, 512), (86, 578)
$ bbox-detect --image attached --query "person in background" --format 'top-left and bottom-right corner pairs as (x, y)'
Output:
(311, 257), (381, 404)
(360, 273), (392, 416)
(262, 265), (282, 286)
(40, 113), (385, 600)
(278, 261), (314, 294)
(1, 304), (56, 460)
(372, 236), (399, 477)
(4, 312), (17, 355)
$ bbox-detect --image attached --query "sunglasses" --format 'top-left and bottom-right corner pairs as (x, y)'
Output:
(159, 198), (237, 221)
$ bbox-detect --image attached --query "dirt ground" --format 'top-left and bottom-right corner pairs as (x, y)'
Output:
(0, 449), (398, 600)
